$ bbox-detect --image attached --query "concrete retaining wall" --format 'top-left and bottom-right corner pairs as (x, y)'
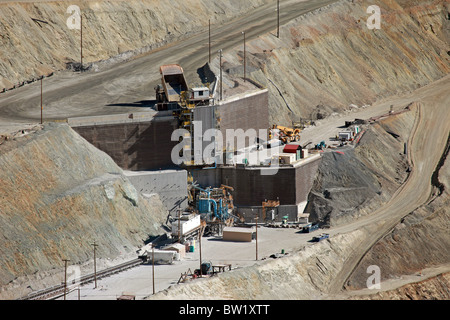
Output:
(72, 117), (179, 171)
(124, 170), (188, 214)
(191, 155), (322, 211)
(218, 89), (269, 150)
(69, 90), (269, 170)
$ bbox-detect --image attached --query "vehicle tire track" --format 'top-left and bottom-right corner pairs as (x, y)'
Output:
(328, 97), (450, 294)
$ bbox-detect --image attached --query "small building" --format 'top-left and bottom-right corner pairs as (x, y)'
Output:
(222, 227), (254, 242)
(283, 144), (309, 160)
(283, 144), (300, 153)
(188, 87), (211, 106)
(190, 87), (210, 101)
(162, 243), (186, 259)
(284, 144), (301, 159)
(338, 131), (352, 141)
(298, 213), (309, 224)
(301, 148), (308, 159)
(339, 126), (360, 141)
(279, 153), (296, 165)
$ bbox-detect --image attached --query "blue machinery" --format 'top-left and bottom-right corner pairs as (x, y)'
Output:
(192, 185), (233, 222)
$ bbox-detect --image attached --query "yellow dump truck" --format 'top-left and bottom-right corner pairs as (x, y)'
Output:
(270, 125), (301, 143)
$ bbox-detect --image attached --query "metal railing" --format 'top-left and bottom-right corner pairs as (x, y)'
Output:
(19, 258), (143, 300)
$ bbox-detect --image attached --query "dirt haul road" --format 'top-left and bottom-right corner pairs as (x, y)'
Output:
(60, 75), (449, 300)
(0, 0), (337, 129)
(137, 76), (449, 300)
(326, 76), (450, 295)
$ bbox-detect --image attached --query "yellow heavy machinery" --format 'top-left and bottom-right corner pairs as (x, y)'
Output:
(270, 125), (301, 144)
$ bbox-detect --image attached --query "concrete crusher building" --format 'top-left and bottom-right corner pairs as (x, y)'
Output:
(191, 151), (321, 223)
(68, 64), (321, 223)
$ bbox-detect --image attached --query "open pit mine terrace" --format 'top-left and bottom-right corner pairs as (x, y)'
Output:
(0, 0), (449, 304)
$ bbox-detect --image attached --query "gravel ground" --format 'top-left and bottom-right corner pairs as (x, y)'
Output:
(61, 225), (319, 300)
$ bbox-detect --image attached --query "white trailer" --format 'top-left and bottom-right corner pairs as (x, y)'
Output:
(338, 131), (352, 141)
(137, 245), (179, 264)
(172, 214), (201, 238)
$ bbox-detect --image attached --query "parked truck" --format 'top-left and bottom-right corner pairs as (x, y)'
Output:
(312, 233), (329, 242)
(156, 64), (189, 103)
(302, 223), (319, 233)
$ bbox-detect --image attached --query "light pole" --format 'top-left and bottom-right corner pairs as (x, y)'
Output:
(199, 233), (203, 277)
(91, 240), (98, 289)
(209, 19), (211, 64)
(80, 12), (83, 70)
(62, 258), (70, 300)
(277, 0), (280, 38)
(255, 215), (258, 261)
(178, 208), (181, 242)
(40, 77), (43, 124)
(218, 49), (223, 101)
(242, 31), (246, 82)
(152, 244), (155, 295)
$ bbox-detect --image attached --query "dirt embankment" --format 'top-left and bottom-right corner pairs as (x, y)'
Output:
(306, 105), (416, 227)
(349, 272), (450, 300)
(0, 0), (272, 91)
(0, 123), (168, 300)
(150, 229), (369, 300)
(149, 96), (450, 300)
(345, 131), (450, 290)
(146, 0), (450, 300)
(211, 0), (450, 125)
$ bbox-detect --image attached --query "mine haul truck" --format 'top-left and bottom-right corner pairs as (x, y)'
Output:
(270, 125), (301, 144)
(155, 64), (189, 104)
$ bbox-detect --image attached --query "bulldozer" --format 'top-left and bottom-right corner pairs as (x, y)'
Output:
(270, 125), (301, 144)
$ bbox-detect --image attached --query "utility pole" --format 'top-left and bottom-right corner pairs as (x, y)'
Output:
(218, 49), (223, 101)
(62, 258), (70, 300)
(178, 208), (181, 242)
(40, 77), (43, 124)
(91, 240), (98, 289)
(80, 12), (83, 70)
(152, 244), (155, 295)
(255, 215), (259, 261)
(277, 0), (280, 38)
(199, 233), (203, 277)
(209, 19), (211, 64)
(242, 31), (246, 82)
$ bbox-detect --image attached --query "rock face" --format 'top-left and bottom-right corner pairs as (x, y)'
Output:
(306, 107), (415, 227)
(0, 0), (272, 91)
(0, 123), (168, 299)
(1, 0), (448, 301)
(214, 0), (450, 125)
(150, 230), (368, 300)
(345, 130), (450, 289)
(148, 96), (450, 300)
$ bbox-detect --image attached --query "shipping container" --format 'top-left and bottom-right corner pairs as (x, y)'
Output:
(172, 214), (201, 237)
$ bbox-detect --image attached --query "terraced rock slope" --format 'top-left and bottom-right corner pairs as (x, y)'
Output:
(0, 123), (168, 299)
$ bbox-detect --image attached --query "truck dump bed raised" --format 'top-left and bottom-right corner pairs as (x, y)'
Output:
(160, 64), (188, 102)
